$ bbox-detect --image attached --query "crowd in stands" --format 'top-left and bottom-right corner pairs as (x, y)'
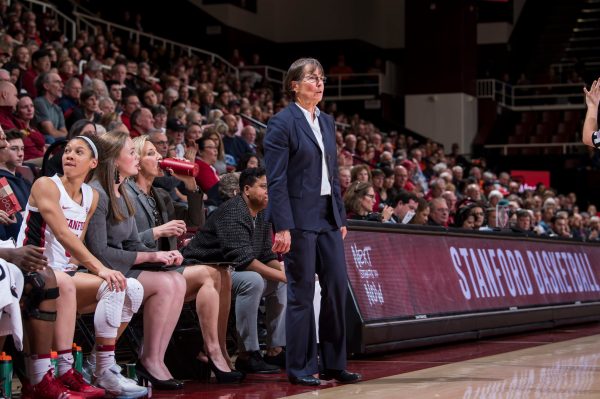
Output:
(0, 1), (597, 398)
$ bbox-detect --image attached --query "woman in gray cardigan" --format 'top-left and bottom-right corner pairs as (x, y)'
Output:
(85, 131), (188, 390)
(124, 135), (242, 384)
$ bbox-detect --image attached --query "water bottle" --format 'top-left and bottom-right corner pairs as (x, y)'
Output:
(72, 344), (83, 374)
(50, 351), (58, 377)
(0, 352), (12, 398)
(158, 158), (199, 177)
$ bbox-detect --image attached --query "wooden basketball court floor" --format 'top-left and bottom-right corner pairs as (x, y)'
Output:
(150, 322), (600, 398)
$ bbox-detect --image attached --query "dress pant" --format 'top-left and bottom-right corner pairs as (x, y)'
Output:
(231, 270), (286, 352)
(285, 196), (348, 378)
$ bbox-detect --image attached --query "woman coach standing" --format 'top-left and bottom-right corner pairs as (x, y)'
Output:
(263, 58), (361, 386)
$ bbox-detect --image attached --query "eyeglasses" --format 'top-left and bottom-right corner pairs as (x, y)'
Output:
(152, 140), (169, 146)
(303, 75), (327, 84)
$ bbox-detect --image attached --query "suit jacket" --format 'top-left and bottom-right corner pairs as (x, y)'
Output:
(125, 179), (205, 250)
(263, 103), (346, 232)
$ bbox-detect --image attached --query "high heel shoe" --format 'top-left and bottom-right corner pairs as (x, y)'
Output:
(135, 361), (184, 390)
(207, 356), (245, 384)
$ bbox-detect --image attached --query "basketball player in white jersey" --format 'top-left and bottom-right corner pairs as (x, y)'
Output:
(17, 135), (147, 399)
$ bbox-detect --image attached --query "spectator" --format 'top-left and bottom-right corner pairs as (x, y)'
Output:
(203, 124), (229, 175)
(389, 191), (418, 224)
(151, 104), (167, 131)
(343, 181), (393, 222)
(14, 94), (46, 164)
(471, 204), (485, 229)
(106, 79), (124, 113)
(129, 107), (154, 138)
(33, 72), (67, 141)
(338, 166), (351, 197)
(194, 135), (220, 203)
(120, 92), (141, 130)
(428, 197), (449, 227)
(410, 197), (430, 225)
(165, 118), (186, 158)
(57, 77), (81, 120)
(454, 205), (476, 229)
(236, 152), (260, 171)
(350, 164), (371, 183)
(513, 209), (533, 233)
(371, 168), (386, 210)
(240, 125), (257, 153)
(21, 49), (50, 97)
(222, 114), (252, 167)
(0, 80), (17, 131)
(552, 215), (572, 238)
(98, 96), (115, 115)
(81, 59), (103, 88)
(66, 89), (102, 130)
(182, 167), (287, 375)
(0, 129), (30, 240)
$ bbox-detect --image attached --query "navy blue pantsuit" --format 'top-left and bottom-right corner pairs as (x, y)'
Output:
(264, 103), (348, 378)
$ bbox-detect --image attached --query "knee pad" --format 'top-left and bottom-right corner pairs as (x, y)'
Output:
(121, 278), (143, 323)
(95, 281), (126, 329)
(21, 272), (59, 322)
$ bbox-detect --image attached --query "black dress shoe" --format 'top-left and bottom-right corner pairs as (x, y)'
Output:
(289, 375), (321, 386)
(263, 350), (286, 369)
(235, 351), (280, 374)
(319, 369), (362, 384)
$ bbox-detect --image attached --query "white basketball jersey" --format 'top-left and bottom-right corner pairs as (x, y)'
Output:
(16, 175), (93, 271)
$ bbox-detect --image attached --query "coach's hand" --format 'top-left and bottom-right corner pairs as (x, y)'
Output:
(273, 230), (291, 254)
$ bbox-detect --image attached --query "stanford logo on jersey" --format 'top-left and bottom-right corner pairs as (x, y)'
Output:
(67, 219), (85, 231)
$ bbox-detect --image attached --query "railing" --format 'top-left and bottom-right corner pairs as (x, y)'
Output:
(324, 73), (382, 101)
(15, 0), (77, 42)
(484, 142), (586, 156)
(72, 12), (239, 79)
(239, 67), (383, 101)
(239, 65), (286, 85)
(476, 79), (586, 111)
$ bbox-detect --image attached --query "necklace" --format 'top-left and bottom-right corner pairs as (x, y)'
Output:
(141, 186), (161, 225)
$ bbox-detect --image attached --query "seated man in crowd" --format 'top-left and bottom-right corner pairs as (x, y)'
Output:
(182, 167), (287, 374)
(388, 191), (418, 224)
(33, 72), (67, 142)
(0, 130), (31, 241)
(428, 197), (450, 227)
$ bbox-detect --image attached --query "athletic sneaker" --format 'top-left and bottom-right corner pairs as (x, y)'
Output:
(81, 357), (95, 384)
(21, 370), (85, 399)
(94, 364), (148, 398)
(58, 368), (105, 398)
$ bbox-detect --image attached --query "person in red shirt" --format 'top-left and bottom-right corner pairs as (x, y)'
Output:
(120, 93), (141, 130)
(14, 94), (46, 163)
(21, 49), (50, 97)
(194, 136), (220, 204)
(0, 81), (18, 129)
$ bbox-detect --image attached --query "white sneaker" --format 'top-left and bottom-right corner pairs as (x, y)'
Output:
(81, 357), (95, 384)
(94, 364), (147, 399)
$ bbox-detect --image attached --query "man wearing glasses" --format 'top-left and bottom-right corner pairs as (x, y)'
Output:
(428, 197), (450, 227)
